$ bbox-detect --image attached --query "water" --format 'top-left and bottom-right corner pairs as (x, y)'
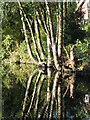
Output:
(2, 64), (90, 120)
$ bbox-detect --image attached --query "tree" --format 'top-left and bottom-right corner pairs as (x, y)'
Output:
(2, 1), (86, 70)
(17, 1), (64, 70)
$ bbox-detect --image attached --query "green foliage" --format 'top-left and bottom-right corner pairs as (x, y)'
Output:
(2, 2), (89, 68)
(75, 38), (89, 64)
(2, 2), (23, 41)
(65, 3), (86, 45)
(2, 35), (16, 59)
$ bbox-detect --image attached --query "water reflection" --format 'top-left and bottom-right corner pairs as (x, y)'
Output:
(2, 64), (90, 120)
(21, 66), (76, 120)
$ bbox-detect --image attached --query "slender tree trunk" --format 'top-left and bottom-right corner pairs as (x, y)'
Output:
(35, 10), (47, 35)
(47, 68), (51, 102)
(46, 15), (52, 67)
(57, 83), (61, 120)
(69, 74), (75, 98)
(58, 2), (63, 59)
(49, 72), (60, 119)
(56, 5), (59, 45)
(46, 67), (52, 118)
(24, 15), (42, 63)
(22, 69), (39, 116)
(45, 0), (61, 70)
(18, 0), (38, 65)
(26, 72), (41, 115)
(63, 0), (67, 44)
(57, 72), (63, 120)
(63, 73), (75, 98)
(70, 45), (75, 68)
(33, 74), (45, 119)
(34, 17), (45, 60)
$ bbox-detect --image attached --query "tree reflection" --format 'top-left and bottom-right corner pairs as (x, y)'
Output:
(63, 74), (75, 99)
(22, 67), (76, 120)
(2, 64), (90, 119)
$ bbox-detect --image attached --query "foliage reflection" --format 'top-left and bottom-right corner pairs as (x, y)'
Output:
(2, 64), (90, 120)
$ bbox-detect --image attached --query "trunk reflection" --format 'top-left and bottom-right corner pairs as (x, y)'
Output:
(22, 67), (75, 120)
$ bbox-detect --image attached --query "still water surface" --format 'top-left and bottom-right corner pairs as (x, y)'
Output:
(2, 64), (90, 120)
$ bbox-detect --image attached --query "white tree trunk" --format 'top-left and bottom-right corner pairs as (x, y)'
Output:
(58, 2), (62, 58)
(22, 69), (39, 116)
(18, 0), (38, 65)
(35, 18), (45, 60)
(45, 0), (61, 70)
